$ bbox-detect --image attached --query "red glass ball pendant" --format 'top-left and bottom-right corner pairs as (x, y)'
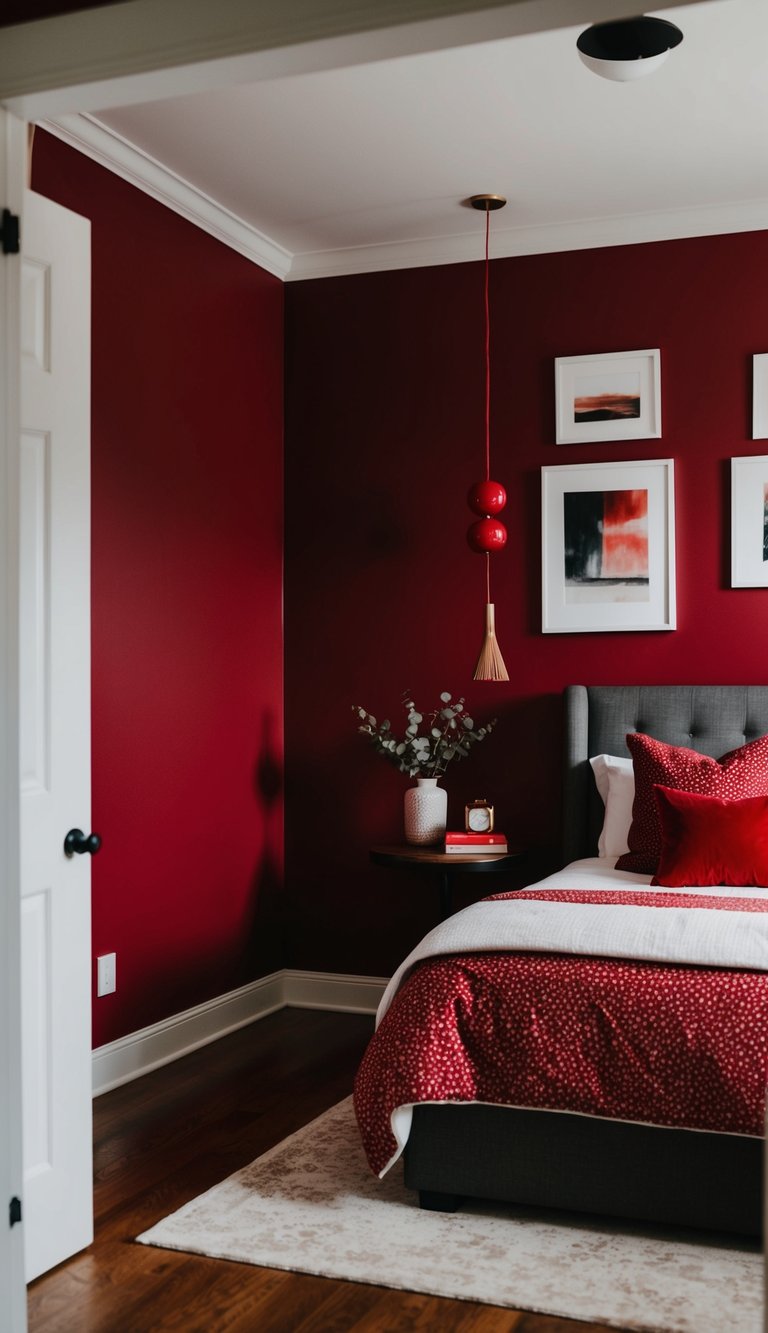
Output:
(467, 479), (507, 516)
(467, 517), (508, 552)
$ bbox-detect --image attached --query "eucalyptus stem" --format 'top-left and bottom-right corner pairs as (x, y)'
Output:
(352, 690), (496, 779)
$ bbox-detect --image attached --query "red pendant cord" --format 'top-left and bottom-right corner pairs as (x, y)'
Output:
(484, 205), (491, 482)
(484, 206), (491, 605)
(470, 196), (508, 678)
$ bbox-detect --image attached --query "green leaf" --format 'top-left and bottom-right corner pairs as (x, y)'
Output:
(431, 728), (441, 738)
(463, 716), (474, 729)
(440, 692), (452, 702)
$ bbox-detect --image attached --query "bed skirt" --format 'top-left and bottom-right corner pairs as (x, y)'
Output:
(404, 1103), (763, 1236)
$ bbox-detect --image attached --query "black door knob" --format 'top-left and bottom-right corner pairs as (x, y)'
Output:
(64, 828), (102, 857)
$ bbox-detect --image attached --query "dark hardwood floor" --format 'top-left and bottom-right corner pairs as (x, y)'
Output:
(29, 1008), (625, 1333)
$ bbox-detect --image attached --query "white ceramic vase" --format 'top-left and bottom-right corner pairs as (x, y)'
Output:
(404, 777), (447, 846)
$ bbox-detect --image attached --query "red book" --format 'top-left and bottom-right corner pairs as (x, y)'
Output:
(444, 831), (508, 851)
(445, 831), (507, 844)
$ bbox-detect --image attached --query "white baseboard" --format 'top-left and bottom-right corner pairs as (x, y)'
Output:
(283, 969), (388, 1015)
(91, 969), (387, 1096)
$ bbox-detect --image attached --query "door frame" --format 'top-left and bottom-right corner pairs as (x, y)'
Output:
(0, 0), (705, 121)
(0, 106), (27, 1333)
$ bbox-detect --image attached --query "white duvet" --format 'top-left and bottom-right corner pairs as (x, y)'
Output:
(376, 857), (768, 1026)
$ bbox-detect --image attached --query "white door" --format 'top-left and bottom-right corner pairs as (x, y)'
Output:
(0, 107), (28, 1333)
(20, 187), (93, 1281)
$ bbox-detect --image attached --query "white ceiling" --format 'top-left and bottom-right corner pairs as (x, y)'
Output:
(46, 0), (768, 280)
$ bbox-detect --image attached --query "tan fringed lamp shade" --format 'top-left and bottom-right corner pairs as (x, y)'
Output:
(473, 603), (508, 683)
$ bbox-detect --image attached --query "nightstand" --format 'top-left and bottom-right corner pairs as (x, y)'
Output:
(369, 844), (527, 921)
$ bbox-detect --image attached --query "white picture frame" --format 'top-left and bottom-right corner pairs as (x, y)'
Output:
(542, 458), (676, 633)
(554, 348), (661, 445)
(731, 455), (768, 587)
(752, 354), (768, 440)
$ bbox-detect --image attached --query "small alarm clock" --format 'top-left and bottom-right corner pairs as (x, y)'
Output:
(464, 800), (494, 834)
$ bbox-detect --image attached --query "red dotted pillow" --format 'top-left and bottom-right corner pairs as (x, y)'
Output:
(652, 785), (768, 888)
(616, 731), (768, 875)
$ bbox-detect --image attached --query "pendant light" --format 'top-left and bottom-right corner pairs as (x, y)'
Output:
(577, 16), (683, 82)
(466, 193), (509, 683)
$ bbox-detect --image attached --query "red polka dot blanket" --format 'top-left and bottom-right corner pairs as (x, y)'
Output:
(354, 883), (768, 1178)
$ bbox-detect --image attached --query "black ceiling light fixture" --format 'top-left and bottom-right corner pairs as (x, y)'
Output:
(577, 15), (684, 82)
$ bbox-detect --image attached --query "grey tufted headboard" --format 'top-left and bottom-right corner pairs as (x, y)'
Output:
(562, 684), (768, 864)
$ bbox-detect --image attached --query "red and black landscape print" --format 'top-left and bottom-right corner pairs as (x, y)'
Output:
(574, 370), (641, 423)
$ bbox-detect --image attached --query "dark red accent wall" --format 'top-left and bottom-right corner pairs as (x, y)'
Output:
(32, 132), (284, 1047)
(285, 232), (768, 975)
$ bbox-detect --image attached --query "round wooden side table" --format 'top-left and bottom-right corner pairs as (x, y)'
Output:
(369, 843), (527, 920)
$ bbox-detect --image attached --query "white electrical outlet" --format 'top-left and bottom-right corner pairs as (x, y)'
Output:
(97, 952), (116, 996)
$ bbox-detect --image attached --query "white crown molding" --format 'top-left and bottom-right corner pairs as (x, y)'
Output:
(287, 196), (768, 281)
(41, 112), (292, 281)
(91, 969), (386, 1096)
(39, 112), (768, 285)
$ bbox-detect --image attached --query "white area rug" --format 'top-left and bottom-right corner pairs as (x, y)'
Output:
(137, 1098), (762, 1333)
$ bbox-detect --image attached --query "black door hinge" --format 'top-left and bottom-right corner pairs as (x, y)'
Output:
(9, 1196), (21, 1227)
(1, 209), (20, 255)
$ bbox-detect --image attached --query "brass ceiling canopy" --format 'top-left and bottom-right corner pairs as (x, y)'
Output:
(469, 194), (507, 212)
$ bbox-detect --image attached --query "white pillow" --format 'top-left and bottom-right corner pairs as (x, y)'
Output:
(589, 753), (634, 858)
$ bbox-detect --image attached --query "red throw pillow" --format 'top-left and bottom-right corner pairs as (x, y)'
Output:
(616, 731), (768, 875)
(652, 785), (768, 888)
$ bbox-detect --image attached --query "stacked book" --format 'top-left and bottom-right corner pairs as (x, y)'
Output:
(444, 831), (508, 855)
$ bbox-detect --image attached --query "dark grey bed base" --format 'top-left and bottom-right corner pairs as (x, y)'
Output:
(404, 685), (767, 1235)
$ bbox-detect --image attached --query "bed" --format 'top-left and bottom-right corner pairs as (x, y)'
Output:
(353, 684), (768, 1235)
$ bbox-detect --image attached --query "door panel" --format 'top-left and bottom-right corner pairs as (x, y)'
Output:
(0, 105), (27, 1333)
(20, 187), (92, 1283)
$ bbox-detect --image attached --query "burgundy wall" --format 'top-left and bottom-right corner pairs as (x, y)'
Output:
(284, 232), (768, 975)
(32, 132), (284, 1047)
(28, 123), (768, 1013)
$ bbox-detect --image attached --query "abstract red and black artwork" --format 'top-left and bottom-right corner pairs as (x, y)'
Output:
(542, 459), (675, 632)
(564, 488), (649, 603)
(731, 455), (768, 587)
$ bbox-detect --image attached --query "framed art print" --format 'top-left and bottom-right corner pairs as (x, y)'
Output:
(542, 458), (676, 633)
(731, 455), (768, 586)
(752, 354), (768, 440)
(554, 348), (661, 445)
